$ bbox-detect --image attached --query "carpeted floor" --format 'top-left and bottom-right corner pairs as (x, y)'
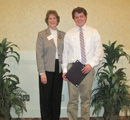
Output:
(0, 116), (129, 120)
(10, 116), (130, 120)
(11, 118), (99, 120)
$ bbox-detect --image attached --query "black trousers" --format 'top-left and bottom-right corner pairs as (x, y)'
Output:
(39, 60), (63, 120)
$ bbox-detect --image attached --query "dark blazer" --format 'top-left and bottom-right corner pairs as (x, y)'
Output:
(36, 27), (65, 74)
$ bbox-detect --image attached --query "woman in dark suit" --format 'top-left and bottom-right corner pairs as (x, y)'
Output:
(36, 10), (65, 120)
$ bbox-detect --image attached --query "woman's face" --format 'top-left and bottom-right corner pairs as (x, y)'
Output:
(48, 14), (58, 30)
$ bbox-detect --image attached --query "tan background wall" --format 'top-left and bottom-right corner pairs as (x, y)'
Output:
(0, 0), (130, 51)
(0, 0), (130, 117)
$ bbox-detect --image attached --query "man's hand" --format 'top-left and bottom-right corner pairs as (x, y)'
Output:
(40, 74), (47, 84)
(81, 64), (92, 74)
(62, 73), (69, 81)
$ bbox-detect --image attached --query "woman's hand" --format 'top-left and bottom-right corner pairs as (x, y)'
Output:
(40, 74), (47, 84)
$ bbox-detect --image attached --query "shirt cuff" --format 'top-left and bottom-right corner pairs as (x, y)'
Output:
(63, 68), (67, 73)
(40, 73), (45, 75)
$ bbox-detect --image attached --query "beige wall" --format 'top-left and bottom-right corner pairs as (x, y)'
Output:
(0, 0), (130, 51)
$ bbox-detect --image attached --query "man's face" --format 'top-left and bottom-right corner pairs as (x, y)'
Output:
(74, 12), (87, 27)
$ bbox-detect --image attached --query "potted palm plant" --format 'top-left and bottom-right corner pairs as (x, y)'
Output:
(91, 41), (130, 120)
(0, 38), (27, 120)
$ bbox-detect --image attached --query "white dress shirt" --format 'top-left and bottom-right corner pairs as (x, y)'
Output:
(62, 24), (104, 73)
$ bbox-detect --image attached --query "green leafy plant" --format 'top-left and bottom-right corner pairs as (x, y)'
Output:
(91, 41), (130, 120)
(0, 38), (27, 120)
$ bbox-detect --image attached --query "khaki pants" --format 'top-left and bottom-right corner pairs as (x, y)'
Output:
(67, 63), (95, 120)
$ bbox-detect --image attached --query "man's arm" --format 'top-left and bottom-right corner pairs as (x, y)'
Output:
(88, 30), (104, 68)
(62, 33), (70, 81)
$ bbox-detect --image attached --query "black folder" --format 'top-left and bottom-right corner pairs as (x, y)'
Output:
(64, 60), (88, 86)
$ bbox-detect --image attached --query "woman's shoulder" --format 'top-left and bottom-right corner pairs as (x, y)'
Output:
(38, 28), (49, 36)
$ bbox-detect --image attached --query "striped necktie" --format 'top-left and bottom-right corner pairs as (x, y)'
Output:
(80, 27), (86, 64)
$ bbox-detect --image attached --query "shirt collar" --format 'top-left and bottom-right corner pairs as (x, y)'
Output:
(76, 24), (87, 31)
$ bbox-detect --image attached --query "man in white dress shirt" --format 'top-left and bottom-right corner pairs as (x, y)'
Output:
(62, 7), (104, 120)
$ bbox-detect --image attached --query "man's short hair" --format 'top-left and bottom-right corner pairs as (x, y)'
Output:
(45, 10), (60, 25)
(72, 7), (88, 19)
